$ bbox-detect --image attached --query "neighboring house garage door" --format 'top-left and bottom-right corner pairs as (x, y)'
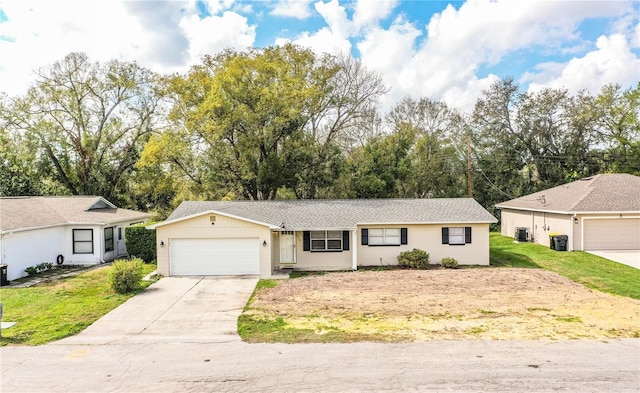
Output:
(170, 238), (260, 275)
(583, 218), (640, 250)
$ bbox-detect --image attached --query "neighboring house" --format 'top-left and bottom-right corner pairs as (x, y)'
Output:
(0, 196), (152, 281)
(496, 174), (640, 251)
(149, 198), (497, 277)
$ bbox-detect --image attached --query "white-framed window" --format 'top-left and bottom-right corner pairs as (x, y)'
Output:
(362, 228), (407, 246)
(368, 228), (401, 245)
(310, 231), (342, 251)
(442, 227), (471, 245)
(73, 229), (93, 254)
(104, 227), (114, 252)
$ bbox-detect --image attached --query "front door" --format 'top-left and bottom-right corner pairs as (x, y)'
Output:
(116, 226), (126, 256)
(280, 231), (296, 264)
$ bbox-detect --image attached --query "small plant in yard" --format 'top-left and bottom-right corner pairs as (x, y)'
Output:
(397, 248), (430, 269)
(24, 266), (38, 276)
(108, 258), (144, 294)
(440, 257), (459, 269)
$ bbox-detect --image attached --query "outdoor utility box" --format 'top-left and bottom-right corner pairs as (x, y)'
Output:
(0, 264), (8, 286)
(554, 235), (568, 251)
(515, 227), (529, 242)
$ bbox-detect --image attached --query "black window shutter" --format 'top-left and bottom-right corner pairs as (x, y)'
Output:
(442, 227), (449, 244)
(361, 228), (368, 245)
(303, 231), (310, 251)
(343, 231), (350, 251)
(400, 228), (408, 244)
(465, 227), (472, 244)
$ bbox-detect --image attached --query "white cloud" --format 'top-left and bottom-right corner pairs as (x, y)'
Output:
(179, 11), (256, 63)
(352, 0), (398, 29)
(356, 0), (636, 113)
(270, 0), (314, 19)
(202, 0), (236, 15)
(526, 34), (640, 94)
(279, 0), (351, 55)
(0, 0), (257, 95)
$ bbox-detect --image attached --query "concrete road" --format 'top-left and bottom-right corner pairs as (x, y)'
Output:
(588, 250), (640, 269)
(60, 276), (259, 345)
(2, 339), (639, 392)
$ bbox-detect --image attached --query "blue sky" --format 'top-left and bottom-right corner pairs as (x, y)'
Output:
(0, 0), (638, 112)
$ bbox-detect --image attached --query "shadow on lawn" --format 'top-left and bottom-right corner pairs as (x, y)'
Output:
(490, 243), (541, 268)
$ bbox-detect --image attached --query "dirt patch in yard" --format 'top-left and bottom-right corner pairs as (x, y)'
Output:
(246, 268), (640, 341)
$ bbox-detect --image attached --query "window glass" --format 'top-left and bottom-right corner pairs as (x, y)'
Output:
(104, 227), (114, 252)
(310, 231), (342, 251)
(73, 229), (93, 254)
(449, 227), (465, 245)
(367, 228), (400, 245)
(385, 228), (401, 245)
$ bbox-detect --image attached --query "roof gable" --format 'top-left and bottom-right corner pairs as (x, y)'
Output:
(161, 198), (497, 230)
(496, 174), (640, 213)
(0, 196), (152, 232)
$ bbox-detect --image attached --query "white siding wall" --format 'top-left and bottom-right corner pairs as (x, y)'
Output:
(357, 224), (490, 266)
(501, 209), (573, 249)
(294, 231), (353, 271)
(155, 214), (273, 277)
(1, 227), (66, 281)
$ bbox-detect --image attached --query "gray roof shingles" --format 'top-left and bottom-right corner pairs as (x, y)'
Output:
(0, 196), (152, 232)
(166, 198), (497, 230)
(496, 174), (640, 213)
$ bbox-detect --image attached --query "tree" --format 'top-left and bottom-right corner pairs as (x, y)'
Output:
(471, 77), (602, 215)
(386, 97), (467, 198)
(149, 44), (386, 201)
(594, 83), (640, 175)
(1, 53), (164, 205)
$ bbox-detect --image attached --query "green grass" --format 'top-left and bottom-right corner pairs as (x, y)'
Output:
(0, 263), (157, 346)
(490, 233), (640, 299)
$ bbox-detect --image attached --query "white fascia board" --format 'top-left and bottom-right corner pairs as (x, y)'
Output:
(356, 220), (496, 226)
(281, 227), (355, 231)
(0, 223), (66, 235)
(147, 210), (279, 230)
(498, 206), (640, 215)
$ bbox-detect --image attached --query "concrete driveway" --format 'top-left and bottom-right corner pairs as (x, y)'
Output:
(58, 276), (258, 345)
(588, 250), (640, 269)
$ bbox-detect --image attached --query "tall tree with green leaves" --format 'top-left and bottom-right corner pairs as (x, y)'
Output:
(147, 44), (386, 201)
(595, 83), (640, 175)
(1, 53), (164, 205)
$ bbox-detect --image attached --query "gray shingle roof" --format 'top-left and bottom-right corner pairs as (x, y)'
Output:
(165, 198), (497, 230)
(495, 174), (640, 213)
(0, 196), (152, 232)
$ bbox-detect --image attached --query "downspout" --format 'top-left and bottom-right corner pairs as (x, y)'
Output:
(352, 230), (358, 271)
(570, 214), (576, 251)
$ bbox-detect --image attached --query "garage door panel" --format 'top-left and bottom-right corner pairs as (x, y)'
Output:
(584, 219), (640, 250)
(170, 238), (259, 276)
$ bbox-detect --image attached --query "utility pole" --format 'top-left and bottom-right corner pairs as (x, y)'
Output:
(467, 135), (473, 198)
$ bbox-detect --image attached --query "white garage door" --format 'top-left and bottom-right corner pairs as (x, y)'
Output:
(170, 238), (260, 276)
(583, 219), (640, 250)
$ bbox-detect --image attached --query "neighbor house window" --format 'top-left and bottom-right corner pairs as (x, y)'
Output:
(442, 227), (472, 245)
(303, 231), (349, 252)
(361, 228), (408, 246)
(73, 229), (93, 254)
(104, 227), (114, 252)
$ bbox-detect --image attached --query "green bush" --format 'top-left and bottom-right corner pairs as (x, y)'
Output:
(25, 266), (38, 276)
(108, 258), (144, 294)
(440, 257), (459, 269)
(125, 224), (156, 262)
(397, 248), (430, 269)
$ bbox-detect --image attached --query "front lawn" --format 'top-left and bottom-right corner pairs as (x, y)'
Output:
(0, 264), (157, 346)
(490, 233), (640, 299)
(239, 234), (640, 343)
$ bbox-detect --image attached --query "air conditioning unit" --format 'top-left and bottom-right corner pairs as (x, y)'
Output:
(515, 227), (530, 242)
